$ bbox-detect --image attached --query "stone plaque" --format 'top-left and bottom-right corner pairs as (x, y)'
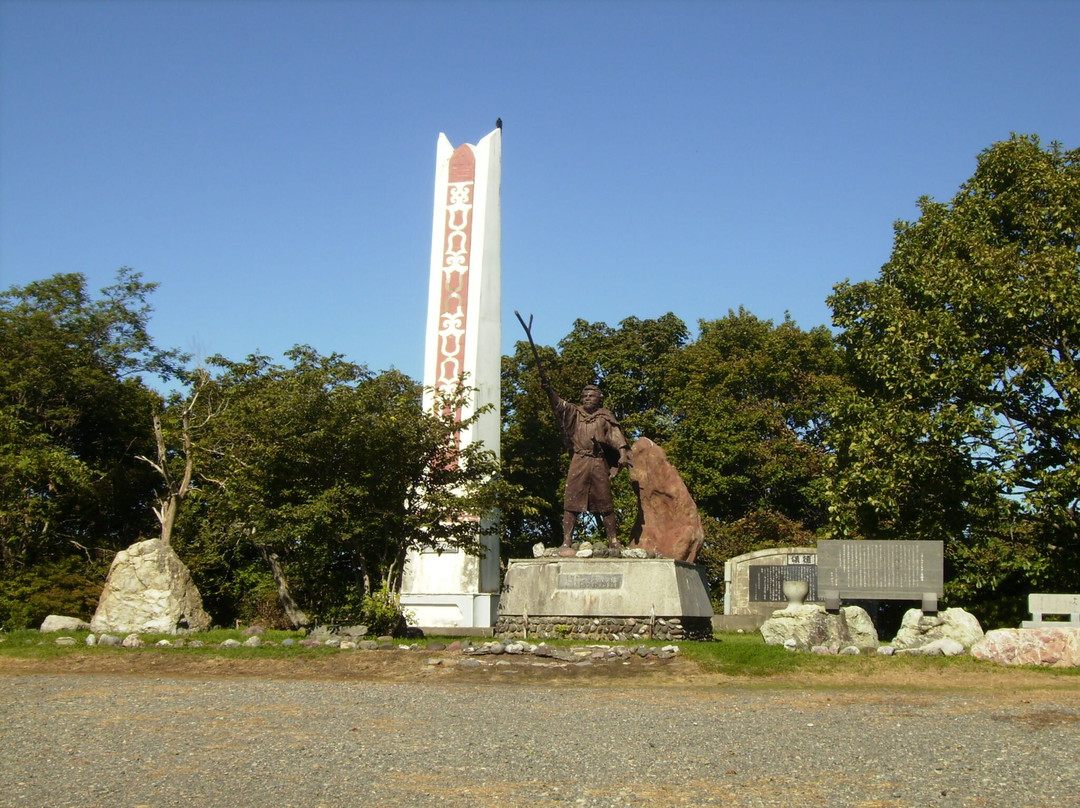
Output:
(817, 540), (943, 603)
(557, 573), (624, 590)
(749, 564), (818, 602)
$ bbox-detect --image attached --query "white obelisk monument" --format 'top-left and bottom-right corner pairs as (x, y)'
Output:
(399, 126), (502, 629)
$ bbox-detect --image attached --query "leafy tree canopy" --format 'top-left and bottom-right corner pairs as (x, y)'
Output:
(179, 347), (518, 625)
(0, 269), (180, 627)
(827, 134), (1079, 605)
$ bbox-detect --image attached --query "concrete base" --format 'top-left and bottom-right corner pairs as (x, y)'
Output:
(499, 557), (714, 619)
(712, 614), (767, 633)
(400, 592), (499, 630)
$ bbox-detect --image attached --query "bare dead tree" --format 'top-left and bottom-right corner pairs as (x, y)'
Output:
(137, 370), (218, 546)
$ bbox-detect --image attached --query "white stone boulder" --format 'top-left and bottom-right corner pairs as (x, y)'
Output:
(760, 604), (879, 652)
(891, 607), (983, 651)
(971, 627), (1080, 668)
(90, 538), (211, 635)
(39, 615), (91, 632)
(896, 637), (965, 657)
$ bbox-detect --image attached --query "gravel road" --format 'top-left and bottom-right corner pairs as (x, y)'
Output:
(2, 671), (1078, 808)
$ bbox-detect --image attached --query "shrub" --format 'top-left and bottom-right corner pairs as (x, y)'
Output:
(358, 583), (413, 637)
(0, 556), (105, 630)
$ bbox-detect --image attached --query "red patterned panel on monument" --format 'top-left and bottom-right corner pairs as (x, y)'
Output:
(436, 144), (475, 433)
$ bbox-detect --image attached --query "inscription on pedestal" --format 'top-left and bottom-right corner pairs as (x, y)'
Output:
(557, 573), (624, 590)
(749, 564), (818, 602)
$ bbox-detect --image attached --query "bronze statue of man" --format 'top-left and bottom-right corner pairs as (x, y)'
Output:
(542, 380), (633, 548)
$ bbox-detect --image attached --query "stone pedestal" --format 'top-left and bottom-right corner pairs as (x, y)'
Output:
(495, 557), (714, 641)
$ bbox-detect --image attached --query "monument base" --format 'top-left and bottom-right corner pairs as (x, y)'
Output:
(495, 557), (714, 641)
(400, 592), (499, 631)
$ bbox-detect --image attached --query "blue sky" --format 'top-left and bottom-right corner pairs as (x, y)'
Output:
(2, 0), (1077, 388)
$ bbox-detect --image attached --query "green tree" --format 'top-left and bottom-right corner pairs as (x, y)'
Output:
(664, 309), (844, 529)
(180, 348), (515, 627)
(660, 310), (846, 602)
(827, 134), (1079, 619)
(0, 270), (180, 627)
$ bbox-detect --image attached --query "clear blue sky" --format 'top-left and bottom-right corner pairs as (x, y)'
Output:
(2, 0), (1077, 388)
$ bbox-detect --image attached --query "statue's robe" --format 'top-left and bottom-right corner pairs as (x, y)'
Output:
(551, 396), (630, 513)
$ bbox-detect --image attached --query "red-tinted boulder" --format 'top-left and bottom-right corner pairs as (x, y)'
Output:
(628, 438), (704, 563)
(971, 627), (1080, 667)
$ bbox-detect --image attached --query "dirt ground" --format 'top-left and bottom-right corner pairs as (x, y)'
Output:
(5, 648), (1080, 807)
(2, 647), (1078, 702)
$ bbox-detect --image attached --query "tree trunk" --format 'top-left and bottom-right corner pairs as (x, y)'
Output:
(259, 545), (310, 629)
(158, 494), (179, 546)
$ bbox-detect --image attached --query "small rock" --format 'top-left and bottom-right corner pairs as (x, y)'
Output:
(921, 638), (965, 657)
(85, 634), (97, 647)
(892, 607), (984, 651)
(811, 645), (833, 655)
(839, 646), (860, 655)
(242, 625), (266, 636)
(243, 636), (262, 647)
(358, 640), (379, 650)
(220, 639), (242, 648)
(280, 638), (297, 647)
(121, 634), (144, 648)
(40, 615), (91, 633)
(54, 637), (76, 646)
(576, 548), (594, 557)
(340, 641), (358, 650)
(426, 642), (446, 651)
(156, 639), (173, 646)
(459, 658), (482, 668)
(876, 645), (896, 656)
(426, 658), (443, 666)
(376, 635), (394, 644)
(532, 542), (546, 558)
(187, 640), (205, 648)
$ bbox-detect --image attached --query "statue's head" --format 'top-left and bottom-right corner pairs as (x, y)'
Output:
(581, 384), (603, 412)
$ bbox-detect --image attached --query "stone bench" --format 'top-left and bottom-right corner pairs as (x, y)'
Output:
(1021, 593), (1080, 628)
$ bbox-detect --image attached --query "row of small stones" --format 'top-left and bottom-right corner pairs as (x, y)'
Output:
(534, 542), (665, 559)
(781, 639), (967, 657)
(457, 640), (682, 665)
(40, 634), (683, 662)
(496, 616), (690, 642)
